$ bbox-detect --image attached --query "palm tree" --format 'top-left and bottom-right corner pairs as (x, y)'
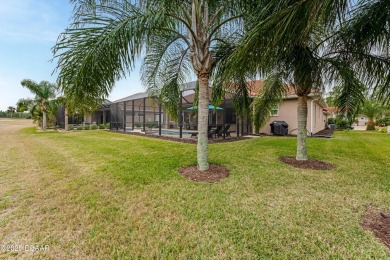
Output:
(17, 98), (42, 123)
(361, 100), (382, 130)
(53, 0), (254, 171)
(6, 106), (16, 117)
(334, 0), (390, 110)
(20, 79), (56, 131)
(216, 0), (390, 161)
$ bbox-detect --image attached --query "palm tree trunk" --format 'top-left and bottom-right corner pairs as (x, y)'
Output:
(197, 74), (209, 171)
(64, 106), (69, 131)
(296, 96), (308, 160)
(42, 111), (47, 131)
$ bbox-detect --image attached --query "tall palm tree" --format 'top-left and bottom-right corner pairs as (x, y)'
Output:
(53, 0), (254, 171)
(216, 0), (390, 161)
(20, 79), (56, 131)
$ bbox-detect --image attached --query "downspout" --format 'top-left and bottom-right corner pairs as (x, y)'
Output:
(310, 99), (315, 136)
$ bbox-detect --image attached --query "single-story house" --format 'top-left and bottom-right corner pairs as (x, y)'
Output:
(108, 80), (328, 137)
(248, 80), (329, 135)
(109, 81), (251, 137)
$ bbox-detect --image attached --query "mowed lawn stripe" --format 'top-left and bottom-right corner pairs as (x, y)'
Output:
(1, 122), (389, 258)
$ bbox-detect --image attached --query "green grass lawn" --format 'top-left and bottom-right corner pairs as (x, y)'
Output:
(1, 124), (390, 258)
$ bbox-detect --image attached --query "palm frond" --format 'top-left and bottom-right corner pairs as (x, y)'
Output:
(252, 74), (288, 131)
(53, 1), (147, 104)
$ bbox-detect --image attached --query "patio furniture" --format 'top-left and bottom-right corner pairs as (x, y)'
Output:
(217, 124), (232, 138)
(208, 125), (222, 139)
(190, 126), (221, 138)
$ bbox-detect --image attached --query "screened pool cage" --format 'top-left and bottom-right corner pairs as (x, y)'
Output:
(110, 82), (252, 139)
(56, 100), (111, 128)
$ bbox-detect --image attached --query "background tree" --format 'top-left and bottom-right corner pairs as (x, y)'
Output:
(361, 100), (383, 130)
(53, 0), (254, 171)
(17, 98), (41, 123)
(335, 0), (390, 112)
(6, 106), (16, 118)
(20, 79), (56, 131)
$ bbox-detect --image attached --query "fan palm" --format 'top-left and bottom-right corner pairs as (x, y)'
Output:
(20, 79), (56, 131)
(216, 0), (390, 161)
(53, 0), (255, 171)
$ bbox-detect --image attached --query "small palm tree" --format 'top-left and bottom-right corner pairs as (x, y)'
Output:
(6, 106), (16, 117)
(361, 100), (382, 128)
(20, 79), (56, 131)
(53, 0), (254, 171)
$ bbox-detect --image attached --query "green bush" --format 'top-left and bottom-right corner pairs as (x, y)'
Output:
(327, 118), (336, 124)
(84, 125), (91, 130)
(335, 118), (349, 129)
(91, 125), (98, 130)
(366, 121), (376, 130)
(68, 125), (74, 131)
(376, 117), (390, 126)
(77, 125), (83, 130)
(105, 123), (110, 129)
(380, 127), (388, 133)
(98, 124), (105, 129)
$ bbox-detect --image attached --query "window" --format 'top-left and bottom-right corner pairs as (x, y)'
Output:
(271, 105), (279, 116)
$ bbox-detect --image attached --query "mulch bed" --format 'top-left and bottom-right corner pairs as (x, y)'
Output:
(109, 130), (249, 144)
(178, 164), (230, 183)
(279, 156), (335, 170)
(362, 207), (390, 249)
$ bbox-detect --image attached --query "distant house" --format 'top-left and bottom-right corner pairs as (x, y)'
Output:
(248, 80), (329, 135)
(323, 107), (339, 118)
(356, 114), (369, 126)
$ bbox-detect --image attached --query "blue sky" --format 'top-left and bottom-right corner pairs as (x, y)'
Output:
(0, 0), (143, 111)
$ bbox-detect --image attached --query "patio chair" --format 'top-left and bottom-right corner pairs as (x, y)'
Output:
(208, 125), (222, 139)
(217, 124), (231, 138)
(191, 125), (213, 138)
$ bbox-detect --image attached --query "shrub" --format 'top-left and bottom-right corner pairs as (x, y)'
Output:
(91, 125), (98, 130)
(105, 123), (110, 129)
(77, 125), (83, 130)
(327, 118), (336, 124)
(68, 125), (74, 131)
(98, 124), (105, 129)
(380, 127), (388, 133)
(366, 121), (376, 130)
(84, 125), (91, 130)
(335, 118), (349, 129)
(376, 117), (390, 127)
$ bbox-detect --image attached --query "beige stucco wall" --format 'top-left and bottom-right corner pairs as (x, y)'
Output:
(258, 97), (327, 135)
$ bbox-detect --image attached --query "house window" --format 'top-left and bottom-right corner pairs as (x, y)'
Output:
(271, 105), (279, 116)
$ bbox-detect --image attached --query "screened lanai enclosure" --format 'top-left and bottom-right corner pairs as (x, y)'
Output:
(110, 82), (252, 138)
(56, 100), (112, 128)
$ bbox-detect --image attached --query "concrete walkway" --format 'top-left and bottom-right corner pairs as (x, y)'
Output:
(353, 125), (366, 131)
